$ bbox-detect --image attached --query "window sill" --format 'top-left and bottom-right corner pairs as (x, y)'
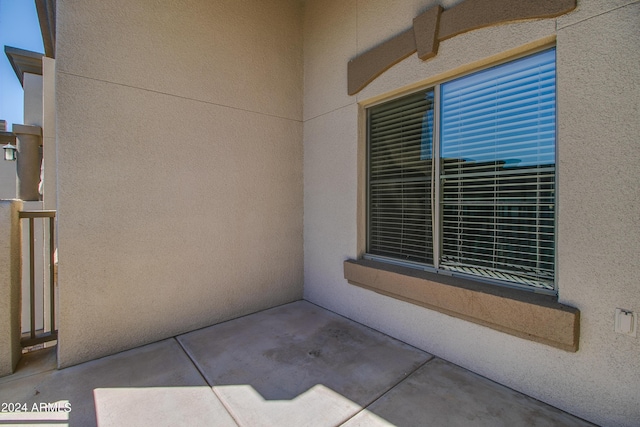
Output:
(344, 259), (579, 352)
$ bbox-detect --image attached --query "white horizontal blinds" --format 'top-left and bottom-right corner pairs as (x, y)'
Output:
(368, 90), (435, 264)
(439, 49), (556, 290)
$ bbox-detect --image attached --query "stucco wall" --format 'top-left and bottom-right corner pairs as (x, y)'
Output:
(0, 199), (22, 376)
(42, 57), (56, 211)
(56, 0), (303, 367)
(23, 73), (43, 127)
(0, 162), (16, 200)
(302, 1), (640, 426)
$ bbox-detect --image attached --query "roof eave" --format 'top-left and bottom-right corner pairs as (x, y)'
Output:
(35, 0), (56, 58)
(4, 46), (44, 87)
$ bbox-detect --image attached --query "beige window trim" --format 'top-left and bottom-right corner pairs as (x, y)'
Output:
(344, 259), (579, 352)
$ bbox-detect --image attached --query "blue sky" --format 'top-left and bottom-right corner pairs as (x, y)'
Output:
(0, 0), (44, 131)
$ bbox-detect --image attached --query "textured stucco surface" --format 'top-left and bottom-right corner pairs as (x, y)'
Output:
(0, 200), (22, 376)
(344, 259), (580, 351)
(0, 162), (16, 199)
(57, 0), (302, 121)
(23, 73), (43, 127)
(302, 1), (640, 426)
(13, 125), (42, 202)
(42, 57), (56, 210)
(56, 0), (304, 367)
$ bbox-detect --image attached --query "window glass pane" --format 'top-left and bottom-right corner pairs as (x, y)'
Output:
(439, 49), (556, 290)
(368, 90), (434, 264)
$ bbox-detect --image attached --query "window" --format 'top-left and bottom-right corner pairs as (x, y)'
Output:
(366, 49), (556, 293)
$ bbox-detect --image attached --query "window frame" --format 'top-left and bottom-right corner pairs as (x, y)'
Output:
(363, 48), (558, 295)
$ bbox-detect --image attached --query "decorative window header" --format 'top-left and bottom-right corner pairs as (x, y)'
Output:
(347, 0), (575, 95)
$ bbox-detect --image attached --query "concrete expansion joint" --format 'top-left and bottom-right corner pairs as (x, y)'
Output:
(345, 354), (436, 423)
(172, 337), (243, 425)
(172, 336), (209, 386)
(57, 70), (302, 123)
(305, 101), (357, 123)
(557, 1), (639, 30)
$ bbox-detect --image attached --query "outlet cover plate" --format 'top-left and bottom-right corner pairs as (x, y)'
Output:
(615, 308), (637, 337)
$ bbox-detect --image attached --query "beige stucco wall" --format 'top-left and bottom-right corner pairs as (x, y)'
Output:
(303, 1), (640, 426)
(55, 0), (303, 367)
(42, 57), (56, 211)
(23, 73), (43, 127)
(0, 199), (22, 376)
(0, 162), (16, 199)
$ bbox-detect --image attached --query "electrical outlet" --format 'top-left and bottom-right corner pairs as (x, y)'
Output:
(614, 308), (637, 337)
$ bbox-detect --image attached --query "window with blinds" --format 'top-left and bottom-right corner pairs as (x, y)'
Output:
(368, 90), (434, 264)
(366, 48), (556, 292)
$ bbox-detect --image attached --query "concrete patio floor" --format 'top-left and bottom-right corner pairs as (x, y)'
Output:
(0, 301), (594, 426)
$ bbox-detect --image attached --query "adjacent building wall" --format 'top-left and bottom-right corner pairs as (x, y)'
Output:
(303, 1), (640, 426)
(42, 56), (56, 211)
(55, 0), (304, 367)
(22, 73), (43, 127)
(0, 160), (16, 200)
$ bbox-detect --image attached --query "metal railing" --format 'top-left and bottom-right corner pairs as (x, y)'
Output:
(19, 210), (57, 347)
